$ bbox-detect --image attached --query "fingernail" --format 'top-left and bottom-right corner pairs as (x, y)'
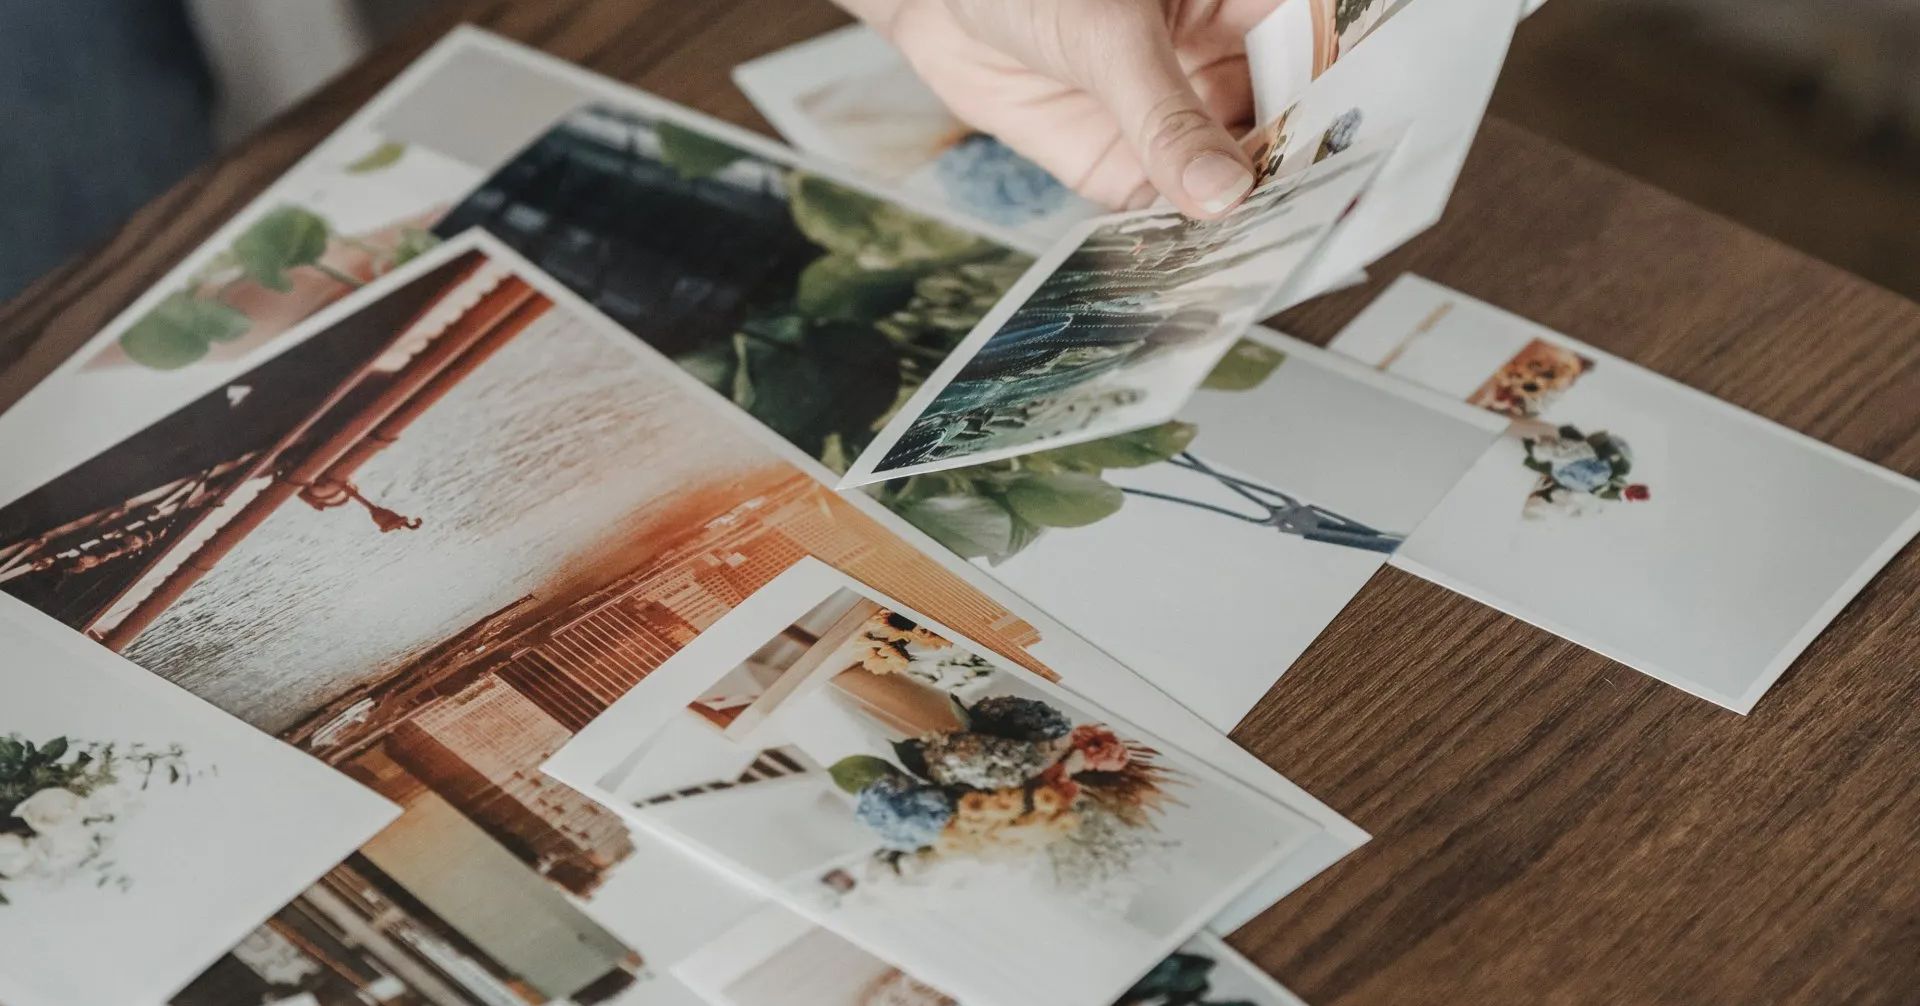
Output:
(1183, 152), (1254, 215)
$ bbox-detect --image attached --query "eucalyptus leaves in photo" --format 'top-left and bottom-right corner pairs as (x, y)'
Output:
(871, 339), (1286, 562)
(118, 142), (434, 370)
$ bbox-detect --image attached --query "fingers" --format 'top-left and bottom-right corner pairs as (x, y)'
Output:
(1186, 54), (1256, 134)
(1084, 5), (1255, 218)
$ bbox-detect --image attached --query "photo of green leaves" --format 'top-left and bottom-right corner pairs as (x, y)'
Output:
(117, 143), (440, 370)
(433, 103), (1033, 469)
(873, 339), (1290, 563)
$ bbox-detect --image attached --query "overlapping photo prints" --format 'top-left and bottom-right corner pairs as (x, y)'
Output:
(1334, 275), (1920, 712)
(546, 559), (1321, 1006)
(843, 138), (1396, 485)
(676, 904), (1308, 1006)
(733, 24), (1102, 247)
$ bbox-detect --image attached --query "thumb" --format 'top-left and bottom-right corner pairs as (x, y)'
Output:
(1086, 9), (1254, 219)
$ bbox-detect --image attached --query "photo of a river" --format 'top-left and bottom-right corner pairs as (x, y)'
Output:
(124, 310), (778, 735)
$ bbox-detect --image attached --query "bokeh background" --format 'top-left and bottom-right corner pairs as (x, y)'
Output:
(3, 0), (1916, 302)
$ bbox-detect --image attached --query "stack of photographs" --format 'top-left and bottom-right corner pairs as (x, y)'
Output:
(840, 135), (1396, 485)
(4, 5), (1911, 1005)
(0, 15), (1449, 996)
(0, 210), (1361, 1003)
(545, 558), (1320, 1006)
(1244, 0), (1526, 298)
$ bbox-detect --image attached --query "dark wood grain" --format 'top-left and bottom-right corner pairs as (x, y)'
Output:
(4, 4), (1918, 1003)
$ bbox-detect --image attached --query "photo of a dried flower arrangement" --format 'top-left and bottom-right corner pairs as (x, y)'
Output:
(548, 559), (1317, 1006)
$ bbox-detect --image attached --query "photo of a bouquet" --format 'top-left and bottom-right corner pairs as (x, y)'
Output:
(1315, 108), (1364, 163)
(852, 608), (997, 691)
(828, 686), (1177, 901)
(1468, 338), (1592, 419)
(0, 734), (194, 904)
(1520, 425), (1651, 518)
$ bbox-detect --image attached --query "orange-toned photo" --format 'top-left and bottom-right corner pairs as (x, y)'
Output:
(0, 241), (1049, 1006)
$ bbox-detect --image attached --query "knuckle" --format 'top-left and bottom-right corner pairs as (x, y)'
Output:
(1076, 0), (1165, 50)
(1143, 99), (1214, 154)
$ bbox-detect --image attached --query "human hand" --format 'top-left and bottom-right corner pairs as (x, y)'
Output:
(837, 0), (1281, 219)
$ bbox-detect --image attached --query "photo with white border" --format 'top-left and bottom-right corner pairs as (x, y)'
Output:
(674, 903), (1308, 1006)
(0, 599), (398, 1006)
(1332, 274), (1920, 712)
(545, 558), (1321, 1006)
(899, 325), (1503, 729)
(732, 24), (1100, 248)
(841, 140), (1395, 486)
(1246, 0), (1522, 299)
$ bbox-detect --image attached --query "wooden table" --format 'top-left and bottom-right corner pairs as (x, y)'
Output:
(5, 3), (1919, 1003)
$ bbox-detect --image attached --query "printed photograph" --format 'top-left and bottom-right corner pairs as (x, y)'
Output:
(0, 29), (1026, 510)
(97, 122), (471, 374)
(1333, 275), (1920, 712)
(675, 905), (1307, 1006)
(875, 329), (1502, 729)
(1248, 0), (1520, 294)
(0, 239), (1056, 1006)
(1247, 0), (1418, 117)
(0, 601), (396, 1006)
(167, 822), (777, 1006)
(0, 30), (576, 509)
(732, 24), (1100, 242)
(547, 559), (1319, 1006)
(432, 100), (1034, 475)
(845, 140), (1394, 485)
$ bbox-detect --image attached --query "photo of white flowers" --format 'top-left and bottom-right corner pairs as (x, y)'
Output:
(546, 558), (1320, 1006)
(843, 139), (1395, 486)
(0, 599), (396, 1006)
(1334, 275), (1920, 712)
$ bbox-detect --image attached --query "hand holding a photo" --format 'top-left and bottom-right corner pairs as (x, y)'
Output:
(835, 0), (1277, 218)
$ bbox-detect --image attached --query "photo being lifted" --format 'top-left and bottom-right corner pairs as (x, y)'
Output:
(1245, 0), (1418, 110)
(1333, 275), (1920, 713)
(1245, 0), (1522, 297)
(838, 133), (1398, 486)
(545, 559), (1320, 1006)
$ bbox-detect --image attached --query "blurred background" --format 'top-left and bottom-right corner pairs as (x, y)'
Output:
(3, 0), (1917, 302)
